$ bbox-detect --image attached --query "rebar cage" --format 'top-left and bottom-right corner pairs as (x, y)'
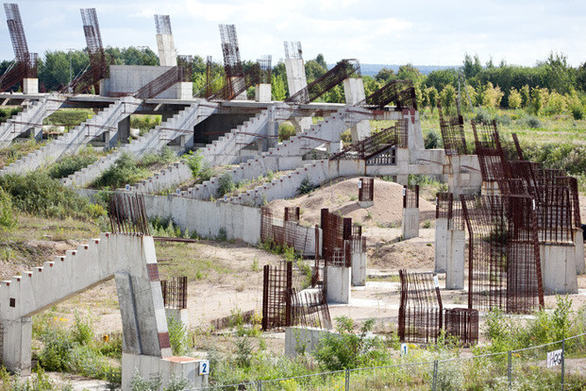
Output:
(108, 193), (150, 235)
(291, 288), (332, 329)
(438, 104), (467, 156)
(444, 308), (479, 347)
(461, 194), (544, 313)
(471, 120), (510, 186)
(358, 178), (374, 202)
(398, 270), (443, 344)
(161, 276), (187, 309)
(260, 206), (315, 255)
(403, 185), (419, 209)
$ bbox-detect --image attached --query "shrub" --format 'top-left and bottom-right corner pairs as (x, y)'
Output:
(167, 316), (190, 356)
(92, 153), (147, 189)
(185, 150), (203, 178)
(524, 115), (542, 128)
(0, 172), (105, 220)
(297, 176), (317, 195)
(424, 130), (440, 149)
(278, 121), (296, 142)
(474, 108), (493, 124)
(0, 188), (16, 231)
(570, 104), (584, 120)
(48, 148), (98, 179)
(216, 173), (236, 197)
(38, 326), (73, 372)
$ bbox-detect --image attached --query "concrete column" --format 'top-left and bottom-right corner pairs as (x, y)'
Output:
(351, 251), (367, 286)
(255, 83), (272, 102)
(175, 82), (193, 100)
(284, 58), (307, 96)
(328, 140), (343, 154)
(326, 265), (351, 304)
(22, 78), (38, 94)
(446, 229), (465, 289)
(115, 116), (131, 146)
(1, 317), (32, 375)
(539, 244), (578, 294)
(156, 34), (177, 67)
(575, 229), (585, 274)
(434, 218), (449, 273)
(343, 78), (370, 143)
(165, 308), (189, 329)
(402, 208), (419, 240)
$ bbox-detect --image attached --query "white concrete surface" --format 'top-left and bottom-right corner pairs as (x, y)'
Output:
(326, 266), (351, 304)
(255, 83), (272, 102)
(540, 244), (578, 294)
(156, 34), (177, 67)
(434, 218), (448, 273)
(285, 326), (333, 357)
(22, 78), (38, 95)
(446, 229), (465, 290)
(575, 229), (585, 274)
(402, 208), (419, 240)
(351, 251), (367, 286)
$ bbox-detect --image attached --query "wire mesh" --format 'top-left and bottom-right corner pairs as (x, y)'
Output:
(444, 308), (479, 346)
(261, 206), (314, 256)
(160, 276), (187, 309)
(286, 59), (360, 104)
(358, 178), (374, 202)
(398, 270), (443, 344)
(108, 193), (150, 235)
(438, 104), (467, 156)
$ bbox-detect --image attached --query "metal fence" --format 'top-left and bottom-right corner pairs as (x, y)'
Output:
(190, 333), (586, 390)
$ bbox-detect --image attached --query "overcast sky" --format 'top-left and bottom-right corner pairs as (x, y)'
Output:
(2, 0), (585, 67)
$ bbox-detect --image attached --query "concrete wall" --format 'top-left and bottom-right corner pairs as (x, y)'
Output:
(326, 266), (351, 304)
(101, 65), (190, 99)
(142, 193), (261, 244)
(445, 155), (482, 195)
(285, 326), (333, 357)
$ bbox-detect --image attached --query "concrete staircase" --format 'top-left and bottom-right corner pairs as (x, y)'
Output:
(128, 106), (279, 194)
(0, 96), (141, 176)
(0, 93), (65, 146)
(61, 103), (210, 188)
(181, 106), (372, 200)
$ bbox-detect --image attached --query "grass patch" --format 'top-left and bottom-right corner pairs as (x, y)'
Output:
(0, 138), (44, 168)
(46, 147), (103, 179)
(44, 108), (94, 131)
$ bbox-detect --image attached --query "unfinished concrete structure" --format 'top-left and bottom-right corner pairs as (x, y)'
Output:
(154, 15), (177, 67)
(402, 185), (420, 240)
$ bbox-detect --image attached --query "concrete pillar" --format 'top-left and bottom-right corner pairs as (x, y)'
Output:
(350, 251), (366, 286)
(575, 229), (585, 274)
(539, 244), (578, 294)
(404, 109), (424, 158)
(115, 116), (131, 146)
(156, 34), (177, 67)
(446, 229), (465, 289)
(326, 265), (351, 304)
(328, 140), (343, 154)
(0, 317), (32, 376)
(22, 78), (38, 94)
(350, 121), (371, 143)
(434, 218), (449, 273)
(284, 58), (307, 96)
(165, 308), (189, 329)
(255, 83), (272, 102)
(343, 78), (365, 105)
(402, 208), (419, 240)
(175, 82), (193, 100)
(285, 327), (333, 357)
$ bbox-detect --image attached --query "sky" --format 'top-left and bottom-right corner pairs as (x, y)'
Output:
(1, 0), (585, 67)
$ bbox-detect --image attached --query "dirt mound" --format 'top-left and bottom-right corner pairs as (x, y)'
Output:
(267, 178), (436, 228)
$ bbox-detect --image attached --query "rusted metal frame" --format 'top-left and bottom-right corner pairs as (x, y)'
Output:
(361, 79), (417, 110)
(438, 104), (467, 156)
(555, 176), (581, 228)
(108, 193), (150, 235)
(444, 308), (479, 346)
(511, 133), (524, 160)
(286, 59), (360, 104)
(290, 288), (332, 329)
(161, 276), (187, 309)
(403, 185), (419, 209)
(284, 207), (300, 222)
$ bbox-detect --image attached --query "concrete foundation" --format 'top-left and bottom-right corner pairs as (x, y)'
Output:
(121, 353), (208, 391)
(434, 218), (448, 273)
(22, 78), (38, 95)
(402, 208), (419, 240)
(446, 229), (465, 290)
(285, 327), (333, 357)
(358, 200), (373, 208)
(350, 251), (367, 286)
(540, 244), (578, 294)
(255, 83), (271, 102)
(575, 229), (585, 274)
(326, 265), (351, 304)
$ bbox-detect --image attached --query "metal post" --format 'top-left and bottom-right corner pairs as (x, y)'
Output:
(345, 368), (350, 391)
(561, 339), (565, 391)
(507, 350), (513, 390)
(257, 379), (263, 391)
(432, 360), (438, 391)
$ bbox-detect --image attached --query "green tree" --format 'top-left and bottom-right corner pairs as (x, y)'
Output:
(440, 84), (456, 109)
(425, 69), (458, 92)
(397, 64), (423, 85)
(482, 82), (504, 108)
(315, 54), (327, 70)
(541, 52), (575, 94)
(271, 73), (287, 101)
(305, 60), (326, 81)
(463, 54), (483, 79)
(425, 86), (439, 111)
(520, 84), (531, 107)
(374, 67), (396, 83)
(508, 88), (522, 109)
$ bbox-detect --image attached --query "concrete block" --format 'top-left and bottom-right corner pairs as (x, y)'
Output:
(434, 218), (448, 273)
(574, 229), (585, 274)
(540, 244), (578, 294)
(22, 78), (38, 94)
(165, 308), (189, 329)
(351, 252), (367, 286)
(446, 230), (465, 290)
(285, 327), (333, 357)
(350, 120), (371, 143)
(285, 58), (307, 95)
(343, 78), (366, 105)
(326, 266), (351, 304)
(255, 83), (272, 102)
(174, 82), (193, 100)
(402, 208), (419, 240)
(0, 317), (32, 376)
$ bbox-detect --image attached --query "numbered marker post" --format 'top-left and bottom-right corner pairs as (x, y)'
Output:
(401, 343), (408, 356)
(199, 360), (210, 376)
(546, 349), (563, 368)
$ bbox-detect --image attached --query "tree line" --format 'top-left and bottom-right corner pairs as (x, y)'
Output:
(2, 48), (585, 117)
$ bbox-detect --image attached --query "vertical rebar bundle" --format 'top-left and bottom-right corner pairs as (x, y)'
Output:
(471, 120), (510, 186)
(403, 185), (420, 209)
(290, 288), (332, 329)
(358, 178), (374, 202)
(161, 276), (188, 309)
(108, 193), (150, 235)
(261, 261), (292, 330)
(398, 270), (443, 344)
(444, 308), (479, 346)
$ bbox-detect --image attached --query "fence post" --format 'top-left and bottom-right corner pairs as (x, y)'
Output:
(432, 360), (438, 391)
(561, 339), (565, 391)
(507, 350), (513, 390)
(345, 368), (350, 391)
(257, 379), (263, 391)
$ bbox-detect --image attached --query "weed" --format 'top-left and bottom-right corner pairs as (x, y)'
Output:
(422, 220), (432, 228)
(167, 315), (190, 356)
(0, 188), (17, 231)
(216, 173), (236, 197)
(297, 176), (317, 195)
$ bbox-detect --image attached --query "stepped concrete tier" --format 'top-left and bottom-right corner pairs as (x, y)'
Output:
(181, 106), (376, 201)
(0, 234), (170, 375)
(0, 96), (141, 176)
(0, 93), (65, 146)
(127, 104), (292, 195)
(61, 102), (218, 188)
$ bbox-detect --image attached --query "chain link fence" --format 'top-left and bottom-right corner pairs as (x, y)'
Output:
(191, 333), (586, 390)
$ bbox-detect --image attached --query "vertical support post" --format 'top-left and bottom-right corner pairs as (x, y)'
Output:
(345, 368), (350, 391)
(257, 380), (263, 391)
(432, 360), (438, 391)
(285, 261), (292, 327)
(507, 350), (513, 390)
(561, 339), (565, 391)
(261, 265), (269, 331)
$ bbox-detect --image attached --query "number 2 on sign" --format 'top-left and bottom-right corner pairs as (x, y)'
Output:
(199, 360), (210, 375)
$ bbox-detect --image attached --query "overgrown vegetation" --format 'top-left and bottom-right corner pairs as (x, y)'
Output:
(92, 147), (176, 189)
(216, 173), (236, 198)
(278, 121), (296, 142)
(297, 176), (318, 195)
(260, 241), (312, 288)
(46, 147), (101, 179)
(0, 172), (106, 220)
(0, 188), (17, 231)
(0, 107), (22, 124)
(130, 115), (161, 136)
(43, 109), (93, 131)
(0, 138), (44, 168)
(167, 316), (190, 356)
(184, 150), (213, 182)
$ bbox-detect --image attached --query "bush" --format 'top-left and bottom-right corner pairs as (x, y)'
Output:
(47, 149), (98, 179)
(424, 130), (440, 149)
(278, 121), (296, 142)
(474, 108), (493, 124)
(167, 316), (190, 356)
(570, 104), (584, 120)
(495, 114), (512, 126)
(0, 172), (106, 220)
(0, 188), (17, 231)
(297, 176), (317, 195)
(92, 153), (147, 189)
(216, 173), (236, 197)
(524, 115), (542, 128)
